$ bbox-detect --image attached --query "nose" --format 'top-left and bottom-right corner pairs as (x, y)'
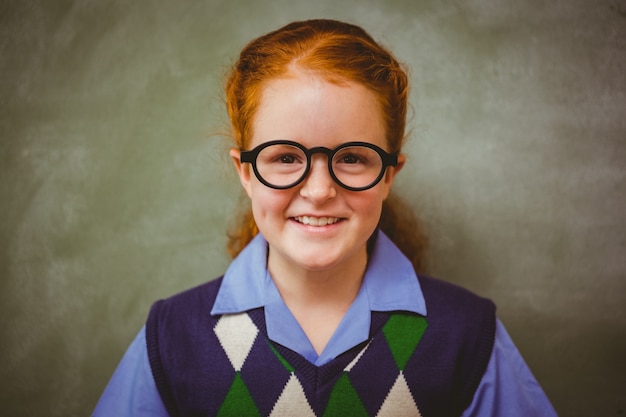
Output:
(299, 154), (337, 203)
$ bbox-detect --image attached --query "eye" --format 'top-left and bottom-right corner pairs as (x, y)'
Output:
(258, 144), (306, 166)
(338, 153), (363, 164)
(270, 152), (305, 164)
(278, 154), (298, 164)
(335, 149), (369, 165)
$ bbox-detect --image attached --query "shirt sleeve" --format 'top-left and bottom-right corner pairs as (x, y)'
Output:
(461, 319), (558, 417)
(92, 326), (169, 417)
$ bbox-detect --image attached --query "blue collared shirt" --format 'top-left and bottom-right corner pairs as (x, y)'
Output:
(211, 231), (426, 366)
(93, 231), (558, 416)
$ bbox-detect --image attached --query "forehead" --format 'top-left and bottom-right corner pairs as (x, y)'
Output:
(251, 71), (387, 150)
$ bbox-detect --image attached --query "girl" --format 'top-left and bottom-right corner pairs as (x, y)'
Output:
(94, 19), (557, 417)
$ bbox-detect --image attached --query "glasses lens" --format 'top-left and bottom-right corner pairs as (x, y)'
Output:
(256, 144), (307, 187)
(332, 146), (384, 189)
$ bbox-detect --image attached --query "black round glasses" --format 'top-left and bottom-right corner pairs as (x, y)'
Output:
(240, 140), (399, 191)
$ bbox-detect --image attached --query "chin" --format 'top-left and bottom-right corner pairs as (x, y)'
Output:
(289, 244), (365, 273)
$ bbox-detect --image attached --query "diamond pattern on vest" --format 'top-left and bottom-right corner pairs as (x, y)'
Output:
(243, 338), (295, 415)
(376, 372), (423, 417)
(213, 311), (429, 416)
(216, 373), (261, 417)
(382, 314), (428, 371)
(214, 313), (259, 371)
(270, 374), (316, 417)
(323, 373), (369, 417)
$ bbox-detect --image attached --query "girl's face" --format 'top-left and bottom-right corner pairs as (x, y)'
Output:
(230, 70), (404, 276)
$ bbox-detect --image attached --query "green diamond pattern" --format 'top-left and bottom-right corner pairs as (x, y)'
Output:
(323, 373), (369, 417)
(382, 314), (428, 370)
(216, 372), (261, 417)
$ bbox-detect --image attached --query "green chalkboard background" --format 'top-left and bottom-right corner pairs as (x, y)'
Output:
(1, 1), (625, 416)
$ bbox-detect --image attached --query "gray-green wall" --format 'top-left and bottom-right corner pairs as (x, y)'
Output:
(1, 1), (624, 416)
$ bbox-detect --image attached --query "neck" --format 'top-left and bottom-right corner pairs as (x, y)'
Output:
(267, 248), (368, 354)
(268, 249), (367, 306)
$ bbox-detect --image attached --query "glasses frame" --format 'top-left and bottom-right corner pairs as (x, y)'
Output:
(240, 140), (399, 191)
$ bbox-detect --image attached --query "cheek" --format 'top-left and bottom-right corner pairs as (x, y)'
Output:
(249, 186), (292, 221)
(350, 189), (386, 219)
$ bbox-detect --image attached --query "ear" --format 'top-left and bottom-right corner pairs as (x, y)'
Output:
(229, 148), (253, 198)
(381, 153), (405, 199)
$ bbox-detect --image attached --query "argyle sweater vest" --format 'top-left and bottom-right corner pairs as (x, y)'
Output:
(146, 275), (496, 417)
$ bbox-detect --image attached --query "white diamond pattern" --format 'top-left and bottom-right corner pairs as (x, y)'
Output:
(214, 313), (259, 371)
(269, 374), (316, 417)
(376, 372), (422, 417)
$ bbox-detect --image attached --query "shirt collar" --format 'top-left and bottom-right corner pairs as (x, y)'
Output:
(211, 230), (426, 316)
(210, 233), (268, 315)
(363, 231), (427, 315)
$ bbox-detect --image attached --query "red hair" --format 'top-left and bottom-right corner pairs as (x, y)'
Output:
(224, 19), (428, 273)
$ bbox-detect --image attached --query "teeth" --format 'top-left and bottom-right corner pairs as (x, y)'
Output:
(295, 216), (340, 226)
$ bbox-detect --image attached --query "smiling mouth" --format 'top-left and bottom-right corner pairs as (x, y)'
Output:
(293, 216), (341, 226)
